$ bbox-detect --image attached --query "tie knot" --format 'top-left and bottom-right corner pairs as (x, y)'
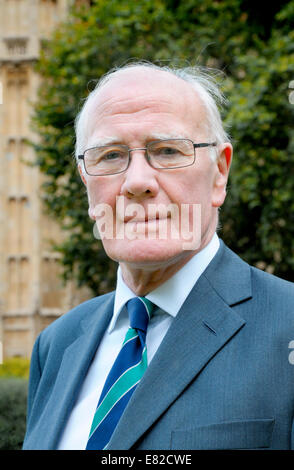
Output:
(126, 297), (154, 334)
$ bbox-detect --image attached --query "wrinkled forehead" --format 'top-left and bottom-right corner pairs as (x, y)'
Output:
(83, 67), (209, 142)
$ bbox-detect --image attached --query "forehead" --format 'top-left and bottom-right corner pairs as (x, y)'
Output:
(85, 68), (207, 144)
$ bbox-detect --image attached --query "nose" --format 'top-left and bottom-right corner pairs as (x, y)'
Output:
(120, 149), (159, 199)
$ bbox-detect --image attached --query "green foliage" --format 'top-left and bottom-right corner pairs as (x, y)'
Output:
(32, 0), (294, 293)
(0, 358), (30, 379)
(221, 11), (294, 279)
(0, 379), (28, 450)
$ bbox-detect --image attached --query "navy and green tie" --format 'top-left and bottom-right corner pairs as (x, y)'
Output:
(86, 296), (154, 450)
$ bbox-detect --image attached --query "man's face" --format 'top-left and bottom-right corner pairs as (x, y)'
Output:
(79, 68), (232, 270)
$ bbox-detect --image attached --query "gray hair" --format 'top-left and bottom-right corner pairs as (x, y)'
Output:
(74, 61), (230, 163)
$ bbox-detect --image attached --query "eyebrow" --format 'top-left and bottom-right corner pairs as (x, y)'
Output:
(87, 133), (191, 148)
(149, 133), (191, 141)
(87, 136), (121, 148)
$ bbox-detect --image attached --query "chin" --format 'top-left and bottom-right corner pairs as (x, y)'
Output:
(103, 238), (192, 267)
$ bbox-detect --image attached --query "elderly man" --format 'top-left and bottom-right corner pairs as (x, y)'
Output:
(23, 62), (294, 450)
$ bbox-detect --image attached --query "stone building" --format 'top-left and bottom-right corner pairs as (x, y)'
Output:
(0, 0), (90, 359)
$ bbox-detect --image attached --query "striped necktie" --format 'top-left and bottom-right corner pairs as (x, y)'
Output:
(86, 296), (154, 450)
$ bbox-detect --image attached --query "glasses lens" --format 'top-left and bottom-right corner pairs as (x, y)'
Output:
(148, 139), (195, 168)
(84, 145), (129, 175)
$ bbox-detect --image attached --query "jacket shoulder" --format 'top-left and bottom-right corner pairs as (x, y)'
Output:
(210, 241), (293, 311)
(43, 292), (113, 335)
(36, 291), (115, 366)
(249, 265), (294, 307)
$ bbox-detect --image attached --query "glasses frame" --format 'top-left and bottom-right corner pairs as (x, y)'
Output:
(78, 138), (217, 176)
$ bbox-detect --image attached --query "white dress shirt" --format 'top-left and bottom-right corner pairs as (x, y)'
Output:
(57, 233), (220, 449)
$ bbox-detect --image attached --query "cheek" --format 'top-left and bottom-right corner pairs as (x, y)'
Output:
(86, 179), (118, 208)
(170, 172), (216, 232)
(169, 174), (210, 205)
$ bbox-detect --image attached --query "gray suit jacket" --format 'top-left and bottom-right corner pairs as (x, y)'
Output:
(23, 241), (294, 450)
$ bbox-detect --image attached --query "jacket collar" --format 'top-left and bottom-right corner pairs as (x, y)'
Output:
(26, 293), (115, 449)
(203, 239), (252, 306)
(107, 241), (252, 449)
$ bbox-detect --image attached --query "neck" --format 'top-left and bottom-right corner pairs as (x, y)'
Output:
(119, 250), (197, 296)
(119, 228), (216, 295)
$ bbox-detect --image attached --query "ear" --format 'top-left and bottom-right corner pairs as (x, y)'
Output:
(78, 163), (96, 220)
(78, 163), (87, 186)
(211, 143), (233, 208)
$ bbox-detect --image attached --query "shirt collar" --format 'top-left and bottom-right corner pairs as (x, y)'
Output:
(108, 233), (220, 332)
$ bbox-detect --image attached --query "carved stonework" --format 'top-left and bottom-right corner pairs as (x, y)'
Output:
(4, 37), (28, 56)
(0, 0), (91, 360)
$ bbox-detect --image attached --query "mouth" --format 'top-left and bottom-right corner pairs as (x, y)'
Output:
(123, 214), (171, 224)
(120, 204), (174, 224)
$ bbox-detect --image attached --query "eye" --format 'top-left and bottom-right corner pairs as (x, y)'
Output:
(102, 151), (123, 160)
(159, 146), (178, 155)
(152, 145), (180, 157)
(98, 148), (126, 163)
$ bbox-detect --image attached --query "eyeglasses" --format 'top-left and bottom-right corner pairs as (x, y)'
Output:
(78, 138), (217, 176)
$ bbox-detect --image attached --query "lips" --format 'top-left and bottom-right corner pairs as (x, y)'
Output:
(123, 215), (170, 224)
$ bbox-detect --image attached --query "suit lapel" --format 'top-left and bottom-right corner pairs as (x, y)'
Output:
(108, 242), (252, 449)
(40, 294), (114, 449)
